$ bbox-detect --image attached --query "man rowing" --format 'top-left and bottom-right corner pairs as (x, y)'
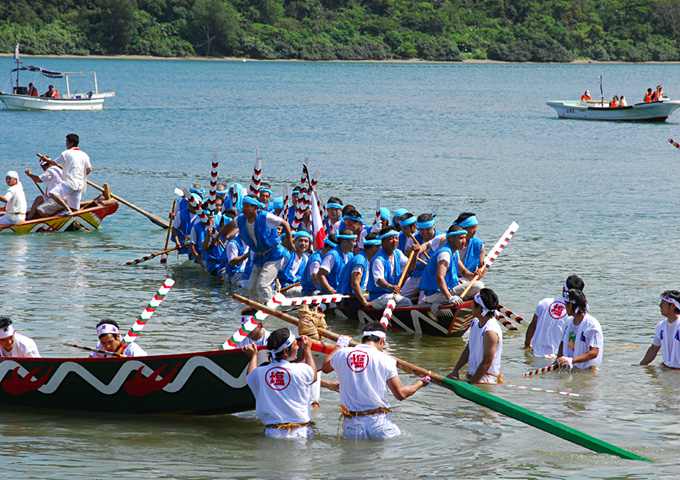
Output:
(639, 291), (680, 369)
(555, 289), (603, 370)
(278, 231), (311, 296)
(245, 329), (317, 439)
(454, 212), (486, 277)
(325, 197), (343, 234)
(316, 229), (356, 295)
(24, 158), (63, 219)
(90, 319), (147, 357)
(447, 288), (503, 384)
(337, 232), (381, 314)
(418, 224), (481, 306)
(171, 186), (202, 258)
(322, 322), (430, 439)
(367, 226), (415, 309)
(400, 213), (444, 302)
(300, 235), (335, 295)
(0, 317), (40, 358)
(524, 275), (584, 358)
(41, 133), (92, 216)
(0, 171), (27, 226)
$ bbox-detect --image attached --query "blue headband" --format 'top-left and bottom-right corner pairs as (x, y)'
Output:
(189, 187), (205, 195)
(271, 197), (284, 210)
(379, 231), (399, 240)
(292, 188), (300, 194)
(324, 238), (337, 247)
(363, 239), (382, 246)
(417, 220), (435, 229)
(260, 188), (273, 195)
(190, 193), (202, 204)
(458, 216), (478, 228)
(447, 230), (467, 237)
(343, 214), (364, 221)
(294, 231), (312, 240)
(243, 196), (262, 207)
(392, 208), (409, 227)
(216, 188), (228, 195)
(379, 207), (390, 220)
(399, 216), (416, 227)
(326, 202), (343, 210)
(336, 234), (357, 240)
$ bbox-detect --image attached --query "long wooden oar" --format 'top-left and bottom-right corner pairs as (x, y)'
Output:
(120, 246), (179, 266)
(407, 232), (430, 260)
(280, 281), (301, 293)
(379, 248), (417, 327)
(233, 294), (651, 462)
(65, 343), (127, 357)
(37, 153), (169, 229)
(460, 221), (519, 299)
(160, 200), (176, 264)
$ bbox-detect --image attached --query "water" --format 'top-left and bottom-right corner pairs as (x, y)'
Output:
(1, 58), (680, 478)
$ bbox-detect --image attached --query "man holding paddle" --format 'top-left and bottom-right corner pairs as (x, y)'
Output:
(90, 319), (147, 357)
(322, 322), (430, 439)
(639, 290), (680, 369)
(41, 133), (91, 216)
(367, 226), (415, 309)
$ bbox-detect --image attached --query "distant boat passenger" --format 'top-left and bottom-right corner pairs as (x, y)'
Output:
(609, 95), (619, 108)
(620, 95), (627, 107)
(645, 88), (654, 102)
(580, 90), (591, 101)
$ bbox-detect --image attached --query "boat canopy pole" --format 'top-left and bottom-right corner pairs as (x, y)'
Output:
(66, 74), (70, 97)
(94, 72), (98, 94)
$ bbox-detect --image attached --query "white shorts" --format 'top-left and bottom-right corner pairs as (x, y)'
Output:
(0, 213), (25, 225)
(50, 183), (82, 210)
(342, 413), (401, 440)
(370, 293), (412, 310)
(36, 198), (63, 215)
(264, 425), (313, 439)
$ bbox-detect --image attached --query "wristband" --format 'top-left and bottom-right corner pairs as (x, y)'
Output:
(336, 337), (350, 348)
(420, 374), (431, 386)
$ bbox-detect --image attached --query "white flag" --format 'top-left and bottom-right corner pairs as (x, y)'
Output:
(13, 43), (19, 61)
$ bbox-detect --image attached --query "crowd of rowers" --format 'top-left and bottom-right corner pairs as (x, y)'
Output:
(579, 85), (666, 107)
(170, 182), (489, 313)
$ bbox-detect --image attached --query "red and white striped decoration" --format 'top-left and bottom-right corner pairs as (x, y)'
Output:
(506, 384), (579, 397)
(208, 153), (219, 210)
(281, 185), (289, 217)
(273, 292), (346, 306)
(118, 278), (175, 353)
(249, 153), (262, 197)
(498, 305), (526, 326)
(292, 164), (308, 229)
(484, 221), (519, 267)
(221, 297), (279, 350)
(670, 138), (680, 149)
(522, 364), (558, 377)
(375, 198), (381, 226)
(379, 297), (395, 328)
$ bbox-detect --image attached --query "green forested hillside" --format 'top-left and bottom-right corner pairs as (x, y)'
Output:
(2, 0), (680, 61)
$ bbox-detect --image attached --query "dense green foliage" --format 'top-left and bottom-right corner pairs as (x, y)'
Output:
(2, 0), (680, 61)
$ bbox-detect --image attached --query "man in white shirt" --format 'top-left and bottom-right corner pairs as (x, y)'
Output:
(25, 159), (64, 219)
(43, 133), (92, 215)
(237, 307), (270, 348)
(640, 290), (680, 369)
(0, 317), (40, 358)
(90, 319), (147, 358)
(0, 171), (27, 225)
(556, 289), (603, 370)
(322, 322), (430, 439)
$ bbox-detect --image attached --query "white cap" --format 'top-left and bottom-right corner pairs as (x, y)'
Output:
(0, 324), (15, 339)
(6, 171), (19, 180)
(96, 323), (119, 336)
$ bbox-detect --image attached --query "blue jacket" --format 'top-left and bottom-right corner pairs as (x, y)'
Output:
(419, 243), (460, 296)
(367, 248), (403, 300)
(463, 236), (485, 272)
(411, 229), (443, 278)
(320, 246), (353, 293)
(236, 211), (286, 267)
(278, 251), (308, 287)
(338, 251), (369, 296)
(301, 250), (322, 295)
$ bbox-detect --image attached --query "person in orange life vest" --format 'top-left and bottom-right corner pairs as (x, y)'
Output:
(644, 88), (653, 103)
(27, 83), (38, 96)
(580, 90), (591, 101)
(652, 85), (663, 101)
(41, 85), (59, 98)
(609, 96), (619, 107)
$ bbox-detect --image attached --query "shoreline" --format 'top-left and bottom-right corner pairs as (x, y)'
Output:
(3, 53), (680, 65)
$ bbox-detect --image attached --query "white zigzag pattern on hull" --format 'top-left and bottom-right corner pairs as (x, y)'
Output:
(0, 356), (250, 395)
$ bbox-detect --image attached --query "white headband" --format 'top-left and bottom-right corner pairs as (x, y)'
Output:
(97, 324), (119, 336)
(662, 295), (680, 310)
(363, 330), (386, 339)
(474, 293), (495, 317)
(241, 315), (255, 325)
(270, 331), (296, 354)
(0, 324), (15, 339)
(564, 291), (589, 313)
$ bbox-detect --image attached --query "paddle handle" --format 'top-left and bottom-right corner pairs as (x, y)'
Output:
(407, 233), (430, 260)
(459, 265), (485, 299)
(161, 200), (176, 263)
(280, 281), (301, 293)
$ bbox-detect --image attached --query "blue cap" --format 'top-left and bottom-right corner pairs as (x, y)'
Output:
(379, 207), (390, 221)
(392, 208), (409, 228)
(271, 196), (284, 210)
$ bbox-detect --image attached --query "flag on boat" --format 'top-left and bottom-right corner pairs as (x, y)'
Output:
(13, 44), (19, 61)
(311, 192), (326, 250)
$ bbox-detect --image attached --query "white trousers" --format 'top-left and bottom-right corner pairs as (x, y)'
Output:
(264, 425), (313, 439)
(342, 413), (401, 440)
(0, 213), (25, 225)
(248, 257), (285, 303)
(370, 293), (412, 309)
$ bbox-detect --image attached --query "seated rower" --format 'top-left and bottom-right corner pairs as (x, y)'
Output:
(0, 317), (40, 358)
(640, 290), (680, 369)
(300, 235), (336, 295)
(455, 212), (486, 289)
(25, 158), (64, 219)
(317, 229), (356, 295)
(400, 213), (445, 302)
(367, 226), (415, 309)
(580, 90), (591, 101)
(259, 182), (273, 212)
(418, 224), (481, 306)
(201, 202), (230, 278)
(278, 231), (311, 297)
(91, 319), (147, 357)
(172, 187), (202, 258)
(556, 289), (603, 370)
(396, 212), (416, 253)
(0, 171), (27, 226)
(237, 307), (271, 348)
(338, 232), (382, 314)
(447, 289), (503, 384)
(325, 197), (343, 234)
(391, 208), (409, 233)
(244, 329), (317, 439)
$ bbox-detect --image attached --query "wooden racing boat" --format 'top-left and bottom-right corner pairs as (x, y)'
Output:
(0, 342), (332, 414)
(0, 199), (119, 233)
(329, 301), (475, 337)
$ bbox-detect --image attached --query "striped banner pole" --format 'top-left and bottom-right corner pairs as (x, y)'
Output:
(522, 364), (559, 377)
(281, 185), (289, 217)
(120, 246), (179, 266)
(498, 305), (526, 326)
(249, 152), (262, 197)
(117, 278), (175, 354)
(221, 296), (279, 350)
(208, 153), (219, 210)
(506, 384), (580, 397)
(273, 292), (347, 306)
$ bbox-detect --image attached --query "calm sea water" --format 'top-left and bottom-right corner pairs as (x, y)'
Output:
(2, 58), (680, 478)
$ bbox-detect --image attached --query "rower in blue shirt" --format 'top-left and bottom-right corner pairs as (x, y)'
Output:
(317, 230), (356, 294)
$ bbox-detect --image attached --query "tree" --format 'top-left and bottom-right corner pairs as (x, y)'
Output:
(192, 0), (240, 55)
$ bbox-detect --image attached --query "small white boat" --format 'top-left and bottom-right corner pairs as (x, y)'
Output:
(0, 50), (114, 111)
(546, 99), (680, 122)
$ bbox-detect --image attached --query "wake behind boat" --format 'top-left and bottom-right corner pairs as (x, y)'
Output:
(546, 98), (680, 122)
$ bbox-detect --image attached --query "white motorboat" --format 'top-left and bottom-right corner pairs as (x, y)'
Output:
(0, 47), (114, 111)
(547, 98), (680, 122)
